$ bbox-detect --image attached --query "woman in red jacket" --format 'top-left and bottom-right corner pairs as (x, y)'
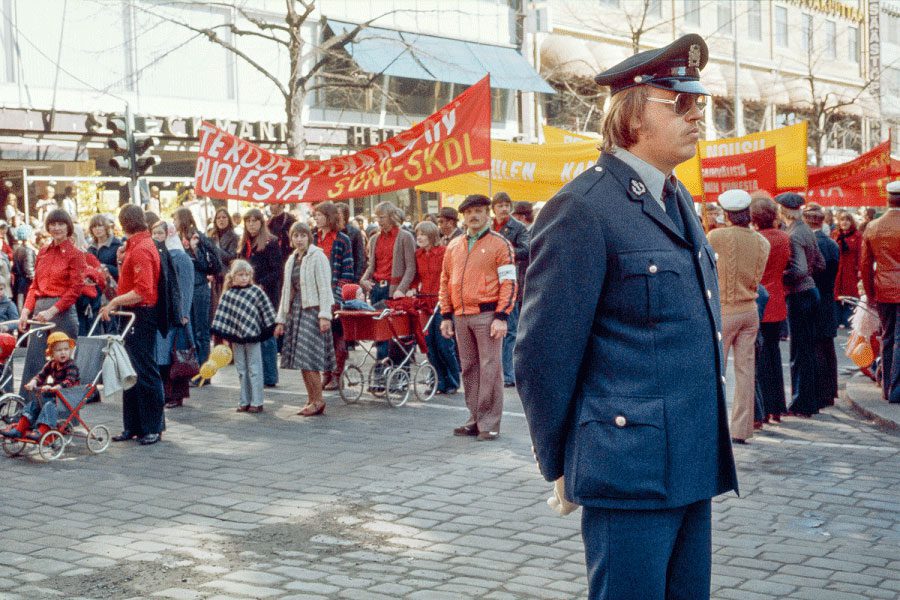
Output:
(18, 209), (85, 387)
(750, 196), (791, 422)
(831, 211), (862, 328)
(411, 222), (460, 395)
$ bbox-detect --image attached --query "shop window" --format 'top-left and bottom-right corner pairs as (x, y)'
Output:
(801, 14), (812, 53)
(743, 102), (766, 134)
(848, 26), (859, 63)
(543, 78), (604, 133)
(713, 97), (735, 137)
(825, 20), (836, 59)
(684, 0), (700, 25)
(747, 3), (762, 41)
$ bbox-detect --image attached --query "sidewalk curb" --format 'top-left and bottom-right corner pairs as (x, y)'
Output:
(842, 374), (898, 431)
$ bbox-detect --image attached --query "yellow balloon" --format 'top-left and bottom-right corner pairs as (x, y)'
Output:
(210, 344), (233, 368)
(199, 360), (218, 380)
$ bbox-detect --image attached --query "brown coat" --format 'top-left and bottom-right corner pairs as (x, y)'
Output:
(860, 210), (900, 303)
(707, 226), (770, 316)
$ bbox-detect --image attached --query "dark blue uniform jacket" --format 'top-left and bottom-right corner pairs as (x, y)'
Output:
(516, 152), (738, 510)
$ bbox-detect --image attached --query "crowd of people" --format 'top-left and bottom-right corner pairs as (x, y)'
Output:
(0, 190), (538, 445)
(0, 175), (894, 449)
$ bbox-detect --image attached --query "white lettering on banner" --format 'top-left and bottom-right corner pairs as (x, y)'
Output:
(705, 139), (766, 158)
(498, 264), (517, 281)
(240, 145), (263, 168)
(197, 124), (216, 152)
(492, 159), (538, 181)
(208, 133), (226, 158)
(238, 169), (259, 197)
(222, 138), (242, 162)
(254, 173), (277, 200)
(560, 161), (590, 182)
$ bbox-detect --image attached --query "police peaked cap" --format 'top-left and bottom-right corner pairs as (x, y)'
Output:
(595, 34), (709, 96)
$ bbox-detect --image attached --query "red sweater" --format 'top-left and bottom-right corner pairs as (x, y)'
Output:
(758, 228), (791, 323)
(25, 239), (85, 313)
(413, 245), (445, 297)
(118, 231), (160, 306)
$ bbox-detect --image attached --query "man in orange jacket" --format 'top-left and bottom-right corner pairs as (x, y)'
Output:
(439, 194), (517, 441)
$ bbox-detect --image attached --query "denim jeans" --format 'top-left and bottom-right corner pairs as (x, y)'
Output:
(261, 336), (278, 386)
(370, 283), (391, 363)
(426, 312), (461, 392)
(191, 282), (212, 367)
(501, 302), (519, 385)
(233, 342), (264, 407)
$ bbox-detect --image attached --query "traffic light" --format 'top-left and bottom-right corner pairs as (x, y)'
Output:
(133, 134), (161, 176)
(107, 115), (133, 173)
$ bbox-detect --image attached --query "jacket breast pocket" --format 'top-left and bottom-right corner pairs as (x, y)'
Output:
(573, 396), (668, 500)
(617, 251), (694, 322)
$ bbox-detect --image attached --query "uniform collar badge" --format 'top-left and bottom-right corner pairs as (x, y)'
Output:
(630, 179), (647, 196)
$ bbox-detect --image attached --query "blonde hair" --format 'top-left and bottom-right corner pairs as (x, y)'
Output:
(414, 221), (439, 246)
(600, 86), (650, 153)
(223, 259), (254, 292)
(374, 201), (403, 226)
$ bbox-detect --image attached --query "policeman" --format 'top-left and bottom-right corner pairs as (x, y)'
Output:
(516, 34), (738, 599)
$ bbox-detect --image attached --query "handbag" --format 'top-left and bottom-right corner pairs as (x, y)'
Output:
(170, 326), (200, 379)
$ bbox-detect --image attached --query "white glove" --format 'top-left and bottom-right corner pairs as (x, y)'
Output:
(547, 476), (579, 516)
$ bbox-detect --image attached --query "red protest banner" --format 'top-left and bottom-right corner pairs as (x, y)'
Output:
(194, 76), (491, 203)
(806, 141), (893, 207)
(700, 146), (777, 202)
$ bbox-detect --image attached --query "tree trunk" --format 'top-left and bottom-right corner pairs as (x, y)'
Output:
(286, 89), (307, 159)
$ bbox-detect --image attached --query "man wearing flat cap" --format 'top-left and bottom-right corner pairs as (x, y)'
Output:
(775, 192), (825, 417)
(708, 190), (770, 444)
(860, 181), (900, 403)
(516, 34), (738, 598)
(436, 206), (463, 247)
(439, 194), (517, 441)
(802, 203), (840, 410)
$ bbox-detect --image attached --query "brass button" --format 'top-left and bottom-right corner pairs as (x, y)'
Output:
(648, 264), (658, 274)
(614, 415), (627, 427)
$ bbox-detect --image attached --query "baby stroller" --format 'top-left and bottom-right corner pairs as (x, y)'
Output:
(0, 311), (135, 461)
(336, 304), (438, 407)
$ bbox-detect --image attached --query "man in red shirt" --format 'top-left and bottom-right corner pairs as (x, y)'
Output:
(100, 204), (164, 446)
(360, 201), (416, 378)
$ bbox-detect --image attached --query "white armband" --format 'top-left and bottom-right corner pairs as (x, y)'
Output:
(497, 264), (517, 282)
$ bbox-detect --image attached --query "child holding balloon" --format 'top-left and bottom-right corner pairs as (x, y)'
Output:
(210, 260), (277, 413)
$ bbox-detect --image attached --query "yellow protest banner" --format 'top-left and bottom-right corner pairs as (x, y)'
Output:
(542, 125), (598, 144)
(416, 139), (599, 202)
(675, 122), (808, 197)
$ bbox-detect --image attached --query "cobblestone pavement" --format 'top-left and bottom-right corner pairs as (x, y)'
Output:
(0, 336), (897, 600)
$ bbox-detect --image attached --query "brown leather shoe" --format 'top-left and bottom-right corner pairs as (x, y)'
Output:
(247, 406), (264, 414)
(453, 425), (478, 437)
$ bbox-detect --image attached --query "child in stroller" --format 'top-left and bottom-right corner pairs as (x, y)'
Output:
(1, 331), (79, 441)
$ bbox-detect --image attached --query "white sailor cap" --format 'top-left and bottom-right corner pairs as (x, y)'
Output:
(887, 180), (900, 196)
(717, 189), (752, 212)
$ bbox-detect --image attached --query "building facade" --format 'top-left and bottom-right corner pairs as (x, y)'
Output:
(0, 0), (548, 217)
(538, 0), (884, 166)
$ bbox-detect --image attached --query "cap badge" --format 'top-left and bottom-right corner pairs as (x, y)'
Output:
(688, 44), (701, 68)
(630, 179), (647, 196)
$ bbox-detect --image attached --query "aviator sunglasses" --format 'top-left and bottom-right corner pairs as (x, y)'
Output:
(646, 93), (707, 115)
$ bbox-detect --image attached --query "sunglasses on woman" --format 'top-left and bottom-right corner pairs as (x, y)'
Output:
(646, 93), (707, 115)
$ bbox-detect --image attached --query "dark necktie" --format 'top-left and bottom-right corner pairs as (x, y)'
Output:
(663, 179), (685, 238)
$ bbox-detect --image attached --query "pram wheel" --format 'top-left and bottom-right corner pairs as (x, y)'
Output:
(38, 430), (65, 461)
(367, 359), (392, 397)
(0, 394), (24, 425)
(386, 369), (410, 408)
(339, 366), (364, 404)
(1, 437), (24, 457)
(86, 425), (111, 454)
(413, 363), (438, 402)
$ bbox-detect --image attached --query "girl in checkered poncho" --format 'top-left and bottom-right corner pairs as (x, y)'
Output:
(211, 260), (276, 413)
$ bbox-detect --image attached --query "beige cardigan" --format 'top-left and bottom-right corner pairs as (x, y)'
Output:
(275, 245), (334, 323)
(707, 226), (770, 316)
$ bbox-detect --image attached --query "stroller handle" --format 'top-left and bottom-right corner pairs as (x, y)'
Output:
(87, 310), (136, 337)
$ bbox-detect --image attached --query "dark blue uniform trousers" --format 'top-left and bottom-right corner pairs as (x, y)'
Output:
(581, 499), (712, 600)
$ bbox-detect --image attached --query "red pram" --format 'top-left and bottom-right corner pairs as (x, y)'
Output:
(336, 299), (438, 407)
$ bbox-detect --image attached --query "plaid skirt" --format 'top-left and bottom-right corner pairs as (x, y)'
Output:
(280, 291), (336, 372)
